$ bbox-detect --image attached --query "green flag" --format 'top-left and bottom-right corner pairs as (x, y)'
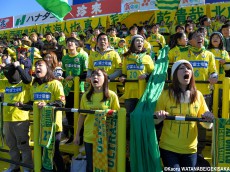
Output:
(36, 0), (72, 21)
(130, 46), (169, 172)
(155, 0), (180, 11)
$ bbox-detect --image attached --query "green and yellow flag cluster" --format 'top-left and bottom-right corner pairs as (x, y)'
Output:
(155, 0), (180, 11)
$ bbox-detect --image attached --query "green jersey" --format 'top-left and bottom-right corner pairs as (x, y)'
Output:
(62, 53), (86, 77)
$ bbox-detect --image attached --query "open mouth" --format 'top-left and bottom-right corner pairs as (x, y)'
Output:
(36, 70), (41, 74)
(93, 80), (98, 84)
(184, 74), (189, 80)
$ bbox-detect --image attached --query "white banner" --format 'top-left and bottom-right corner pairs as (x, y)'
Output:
(121, 0), (157, 13)
(179, 0), (205, 7)
(14, 11), (59, 27)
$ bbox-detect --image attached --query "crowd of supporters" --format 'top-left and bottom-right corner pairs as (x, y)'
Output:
(0, 14), (230, 172)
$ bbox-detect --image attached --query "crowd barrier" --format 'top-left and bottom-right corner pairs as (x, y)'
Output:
(0, 67), (230, 171)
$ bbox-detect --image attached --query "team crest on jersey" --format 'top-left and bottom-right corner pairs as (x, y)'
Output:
(45, 85), (49, 89)
(61, 96), (65, 101)
(74, 58), (79, 62)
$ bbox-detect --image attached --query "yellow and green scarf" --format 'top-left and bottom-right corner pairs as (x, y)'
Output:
(93, 110), (118, 172)
(213, 118), (230, 169)
(39, 106), (56, 170)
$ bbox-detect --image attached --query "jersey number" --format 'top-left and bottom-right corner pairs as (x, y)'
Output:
(129, 71), (137, 79)
(43, 131), (51, 141)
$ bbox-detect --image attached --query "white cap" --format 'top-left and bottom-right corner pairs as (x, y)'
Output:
(171, 60), (193, 76)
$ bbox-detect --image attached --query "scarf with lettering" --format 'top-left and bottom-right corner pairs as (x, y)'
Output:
(39, 106), (56, 170)
(93, 110), (118, 172)
(213, 118), (230, 168)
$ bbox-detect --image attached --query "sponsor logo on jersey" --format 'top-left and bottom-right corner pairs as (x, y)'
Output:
(34, 92), (51, 100)
(127, 64), (144, 70)
(94, 60), (112, 67)
(65, 64), (81, 68)
(190, 61), (208, 68)
(5, 87), (22, 93)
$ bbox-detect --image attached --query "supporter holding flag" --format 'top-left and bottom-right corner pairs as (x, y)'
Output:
(119, 34), (154, 171)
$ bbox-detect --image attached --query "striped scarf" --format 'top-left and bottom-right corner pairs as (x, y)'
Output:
(93, 110), (118, 172)
(39, 106), (56, 170)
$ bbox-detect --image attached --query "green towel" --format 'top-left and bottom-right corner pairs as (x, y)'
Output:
(130, 46), (169, 172)
(40, 106), (56, 170)
(213, 118), (230, 169)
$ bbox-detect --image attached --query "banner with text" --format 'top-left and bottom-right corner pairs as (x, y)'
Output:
(65, 0), (121, 20)
(0, 16), (107, 39)
(209, 2), (230, 19)
(121, 0), (157, 13)
(175, 4), (206, 24)
(0, 17), (13, 30)
(179, 0), (205, 7)
(14, 11), (58, 28)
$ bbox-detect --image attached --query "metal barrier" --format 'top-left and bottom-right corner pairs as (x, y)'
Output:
(2, 100), (126, 172)
(153, 115), (213, 122)
(0, 103), (34, 170)
(222, 77), (230, 119)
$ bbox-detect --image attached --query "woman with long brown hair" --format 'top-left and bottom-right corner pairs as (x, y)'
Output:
(17, 59), (65, 171)
(74, 69), (120, 172)
(154, 60), (214, 171)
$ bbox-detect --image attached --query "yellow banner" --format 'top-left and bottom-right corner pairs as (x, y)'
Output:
(121, 11), (154, 28)
(156, 10), (176, 24)
(209, 2), (230, 19)
(0, 16), (107, 39)
(175, 5), (206, 24)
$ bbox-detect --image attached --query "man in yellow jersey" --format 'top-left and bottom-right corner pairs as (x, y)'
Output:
(177, 31), (218, 159)
(1, 62), (33, 172)
(87, 33), (122, 93)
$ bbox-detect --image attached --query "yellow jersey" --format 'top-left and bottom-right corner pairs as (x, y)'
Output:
(147, 33), (166, 56)
(177, 49), (217, 95)
(156, 90), (209, 154)
(209, 48), (230, 81)
(122, 53), (154, 99)
(0, 80), (31, 121)
(30, 80), (65, 132)
(81, 90), (120, 143)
